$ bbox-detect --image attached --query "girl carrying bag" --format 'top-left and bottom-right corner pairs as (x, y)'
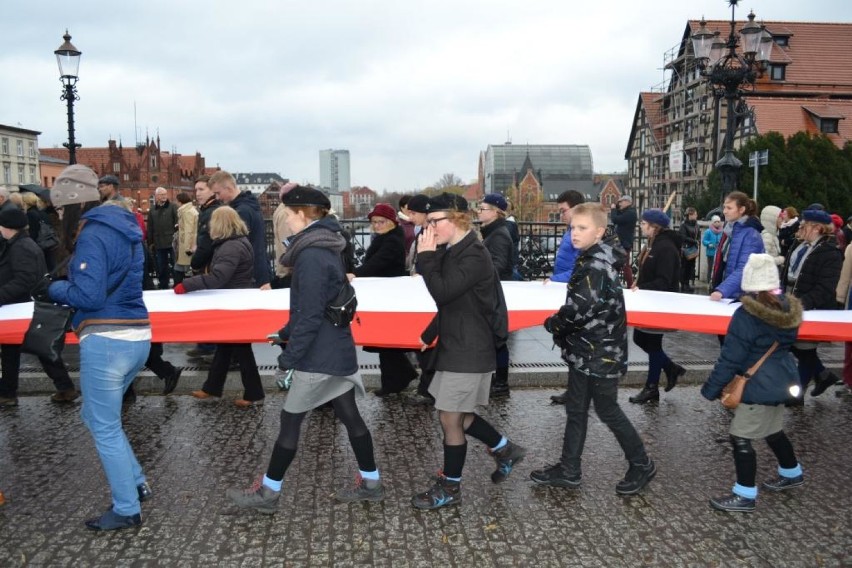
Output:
(720, 342), (778, 409)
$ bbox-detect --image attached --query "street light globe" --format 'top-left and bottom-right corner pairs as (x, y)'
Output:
(55, 30), (81, 80)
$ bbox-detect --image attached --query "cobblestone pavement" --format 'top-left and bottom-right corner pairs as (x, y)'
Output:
(1, 386), (850, 567)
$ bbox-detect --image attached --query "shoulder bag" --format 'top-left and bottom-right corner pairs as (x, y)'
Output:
(22, 257), (74, 363)
(720, 342), (778, 409)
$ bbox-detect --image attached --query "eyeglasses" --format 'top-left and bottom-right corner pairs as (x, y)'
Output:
(427, 217), (450, 227)
(477, 206), (495, 212)
(370, 217), (390, 225)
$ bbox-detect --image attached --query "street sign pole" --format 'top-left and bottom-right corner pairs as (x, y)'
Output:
(749, 149), (769, 203)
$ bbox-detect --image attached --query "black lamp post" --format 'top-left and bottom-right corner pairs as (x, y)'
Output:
(55, 30), (82, 165)
(691, 0), (771, 202)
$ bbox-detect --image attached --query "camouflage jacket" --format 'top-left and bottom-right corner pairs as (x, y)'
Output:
(550, 241), (628, 379)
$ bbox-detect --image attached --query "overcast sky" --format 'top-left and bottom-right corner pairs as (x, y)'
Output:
(2, 1), (851, 193)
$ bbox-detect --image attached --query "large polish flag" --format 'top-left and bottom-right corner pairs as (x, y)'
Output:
(0, 278), (848, 347)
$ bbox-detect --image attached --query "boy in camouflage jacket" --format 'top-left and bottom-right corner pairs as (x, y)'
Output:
(530, 203), (656, 495)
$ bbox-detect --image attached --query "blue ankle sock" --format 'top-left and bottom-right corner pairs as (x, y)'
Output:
(360, 469), (380, 481)
(445, 476), (461, 482)
(491, 437), (508, 452)
(262, 475), (283, 492)
(779, 464), (803, 478)
(733, 483), (757, 500)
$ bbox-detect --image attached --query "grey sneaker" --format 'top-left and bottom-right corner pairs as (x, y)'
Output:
(226, 477), (280, 515)
(335, 475), (385, 503)
(490, 441), (527, 483)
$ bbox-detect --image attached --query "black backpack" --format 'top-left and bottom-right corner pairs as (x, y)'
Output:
(324, 280), (358, 327)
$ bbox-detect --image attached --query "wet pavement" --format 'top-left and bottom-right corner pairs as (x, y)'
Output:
(1, 382), (851, 566)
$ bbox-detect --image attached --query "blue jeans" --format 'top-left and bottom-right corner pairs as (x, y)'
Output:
(79, 334), (150, 516)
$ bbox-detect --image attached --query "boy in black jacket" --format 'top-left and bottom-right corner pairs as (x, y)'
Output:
(530, 203), (656, 495)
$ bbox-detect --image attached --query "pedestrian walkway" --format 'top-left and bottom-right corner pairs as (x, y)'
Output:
(1, 387), (850, 565)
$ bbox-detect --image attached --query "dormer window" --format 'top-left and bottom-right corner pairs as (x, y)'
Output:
(820, 119), (839, 134)
(769, 64), (786, 81)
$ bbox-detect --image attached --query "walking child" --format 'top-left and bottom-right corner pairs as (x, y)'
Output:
(531, 202), (656, 494)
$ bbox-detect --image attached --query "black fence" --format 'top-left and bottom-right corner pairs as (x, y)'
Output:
(264, 219), (566, 281)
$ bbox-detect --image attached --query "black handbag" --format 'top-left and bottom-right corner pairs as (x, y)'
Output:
(325, 280), (358, 327)
(21, 301), (74, 363)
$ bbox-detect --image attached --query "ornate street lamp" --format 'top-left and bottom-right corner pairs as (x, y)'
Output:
(55, 30), (82, 164)
(691, 1), (770, 202)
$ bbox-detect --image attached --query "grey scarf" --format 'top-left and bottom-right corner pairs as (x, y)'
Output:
(279, 225), (346, 268)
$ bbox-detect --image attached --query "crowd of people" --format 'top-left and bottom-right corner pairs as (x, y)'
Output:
(1, 170), (850, 528)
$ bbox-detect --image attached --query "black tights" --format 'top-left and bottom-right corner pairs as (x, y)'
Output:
(266, 388), (375, 481)
(731, 431), (798, 489)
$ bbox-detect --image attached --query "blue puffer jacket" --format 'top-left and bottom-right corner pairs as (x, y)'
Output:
(715, 216), (765, 299)
(551, 228), (579, 283)
(701, 294), (802, 405)
(49, 203), (148, 332)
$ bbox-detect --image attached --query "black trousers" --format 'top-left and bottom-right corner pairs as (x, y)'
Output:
(0, 345), (75, 398)
(145, 342), (177, 380)
(202, 343), (264, 401)
(560, 369), (647, 473)
(377, 349), (417, 393)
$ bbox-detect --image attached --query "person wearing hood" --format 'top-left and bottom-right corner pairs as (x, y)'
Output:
(703, 215), (724, 282)
(532, 203), (655, 496)
(711, 192), (765, 302)
(228, 186), (384, 513)
(759, 205), (784, 266)
(351, 203), (417, 396)
(628, 209), (686, 404)
(678, 207), (700, 292)
(178, 206), (264, 408)
(209, 171), (271, 289)
(47, 165), (152, 531)
(701, 254), (805, 512)
(477, 193), (514, 397)
(782, 208), (843, 403)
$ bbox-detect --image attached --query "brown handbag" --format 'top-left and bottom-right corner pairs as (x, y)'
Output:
(720, 342), (779, 409)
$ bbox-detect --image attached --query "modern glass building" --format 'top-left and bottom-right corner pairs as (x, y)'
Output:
(319, 149), (351, 192)
(480, 144), (594, 201)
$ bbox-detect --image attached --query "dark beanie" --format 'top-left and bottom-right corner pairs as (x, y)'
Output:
(0, 207), (29, 229)
(641, 208), (670, 228)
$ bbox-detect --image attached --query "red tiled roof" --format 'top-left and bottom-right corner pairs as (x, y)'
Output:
(688, 20), (852, 93)
(463, 181), (482, 201)
(746, 96), (852, 148)
(640, 92), (665, 145)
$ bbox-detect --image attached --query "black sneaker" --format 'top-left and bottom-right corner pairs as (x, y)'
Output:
(550, 390), (569, 405)
(335, 475), (385, 503)
(163, 368), (181, 395)
(664, 363), (686, 392)
(615, 458), (656, 495)
(411, 476), (461, 510)
(490, 441), (527, 483)
(628, 387), (659, 404)
(709, 493), (755, 512)
(529, 463), (581, 488)
(137, 482), (153, 503)
(403, 392), (435, 407)
(811, 371), (840, 397)
(226, 477), (280, 515)
(762, 475), (804, 492)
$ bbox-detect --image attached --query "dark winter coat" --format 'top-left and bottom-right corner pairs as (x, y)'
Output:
(353, 225), (406, 277)
(0, 232), (46, 305)
(480, 217), (514, 280)
(782, 236), (843, 310)
(419, 230), (508, 373)
(230, 191), (271, 287)
(190, 196), (221, 272)
(181, 236), (255, 291)
(778, 219), (800, 258)
(278, 216), (358, 376)
(714, 216), (765, 300)
(549, 241), (628, 379)
(679, 219), (700, 248)
(636, 229), (681, 292)
(49, 204), (148, 332)
(611, 205), (637, 249)
(701, 294), (802, 405)
(147, 200), (177, 249)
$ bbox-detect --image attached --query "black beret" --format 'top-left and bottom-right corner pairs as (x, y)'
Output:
(426, 192), (468, 213)
(0, 207), (29, 229)
(802, 208), (832, 224)
(407, 194), (430, 213)
(281, 186), (331, 209)
(98, 175), (120, 186)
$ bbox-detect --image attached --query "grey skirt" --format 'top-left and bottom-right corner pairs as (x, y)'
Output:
(283, 370), (366, 414)
(730, 403), (785, 439)
(428, 371), (491, 412)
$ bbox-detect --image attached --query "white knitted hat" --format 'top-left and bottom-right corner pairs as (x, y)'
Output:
(742, 253), (780, 292)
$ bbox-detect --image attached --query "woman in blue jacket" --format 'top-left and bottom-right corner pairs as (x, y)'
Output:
(710, 192), (765, 301)
(701, 254), (804, 513)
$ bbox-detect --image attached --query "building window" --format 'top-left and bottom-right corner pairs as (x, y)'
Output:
(2, 163), (10, 183)
(29, 165), (35, 182)
(18, 164), (25, 183)
(17, 140), (24, 157)
(773, 36), (788, 47)
(769, 65), (786, 81)
(28, 141), (36, 158)
(1, 138), (7, 155)
(820, 119), (839, 134)
(113, 162), (121, 173)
